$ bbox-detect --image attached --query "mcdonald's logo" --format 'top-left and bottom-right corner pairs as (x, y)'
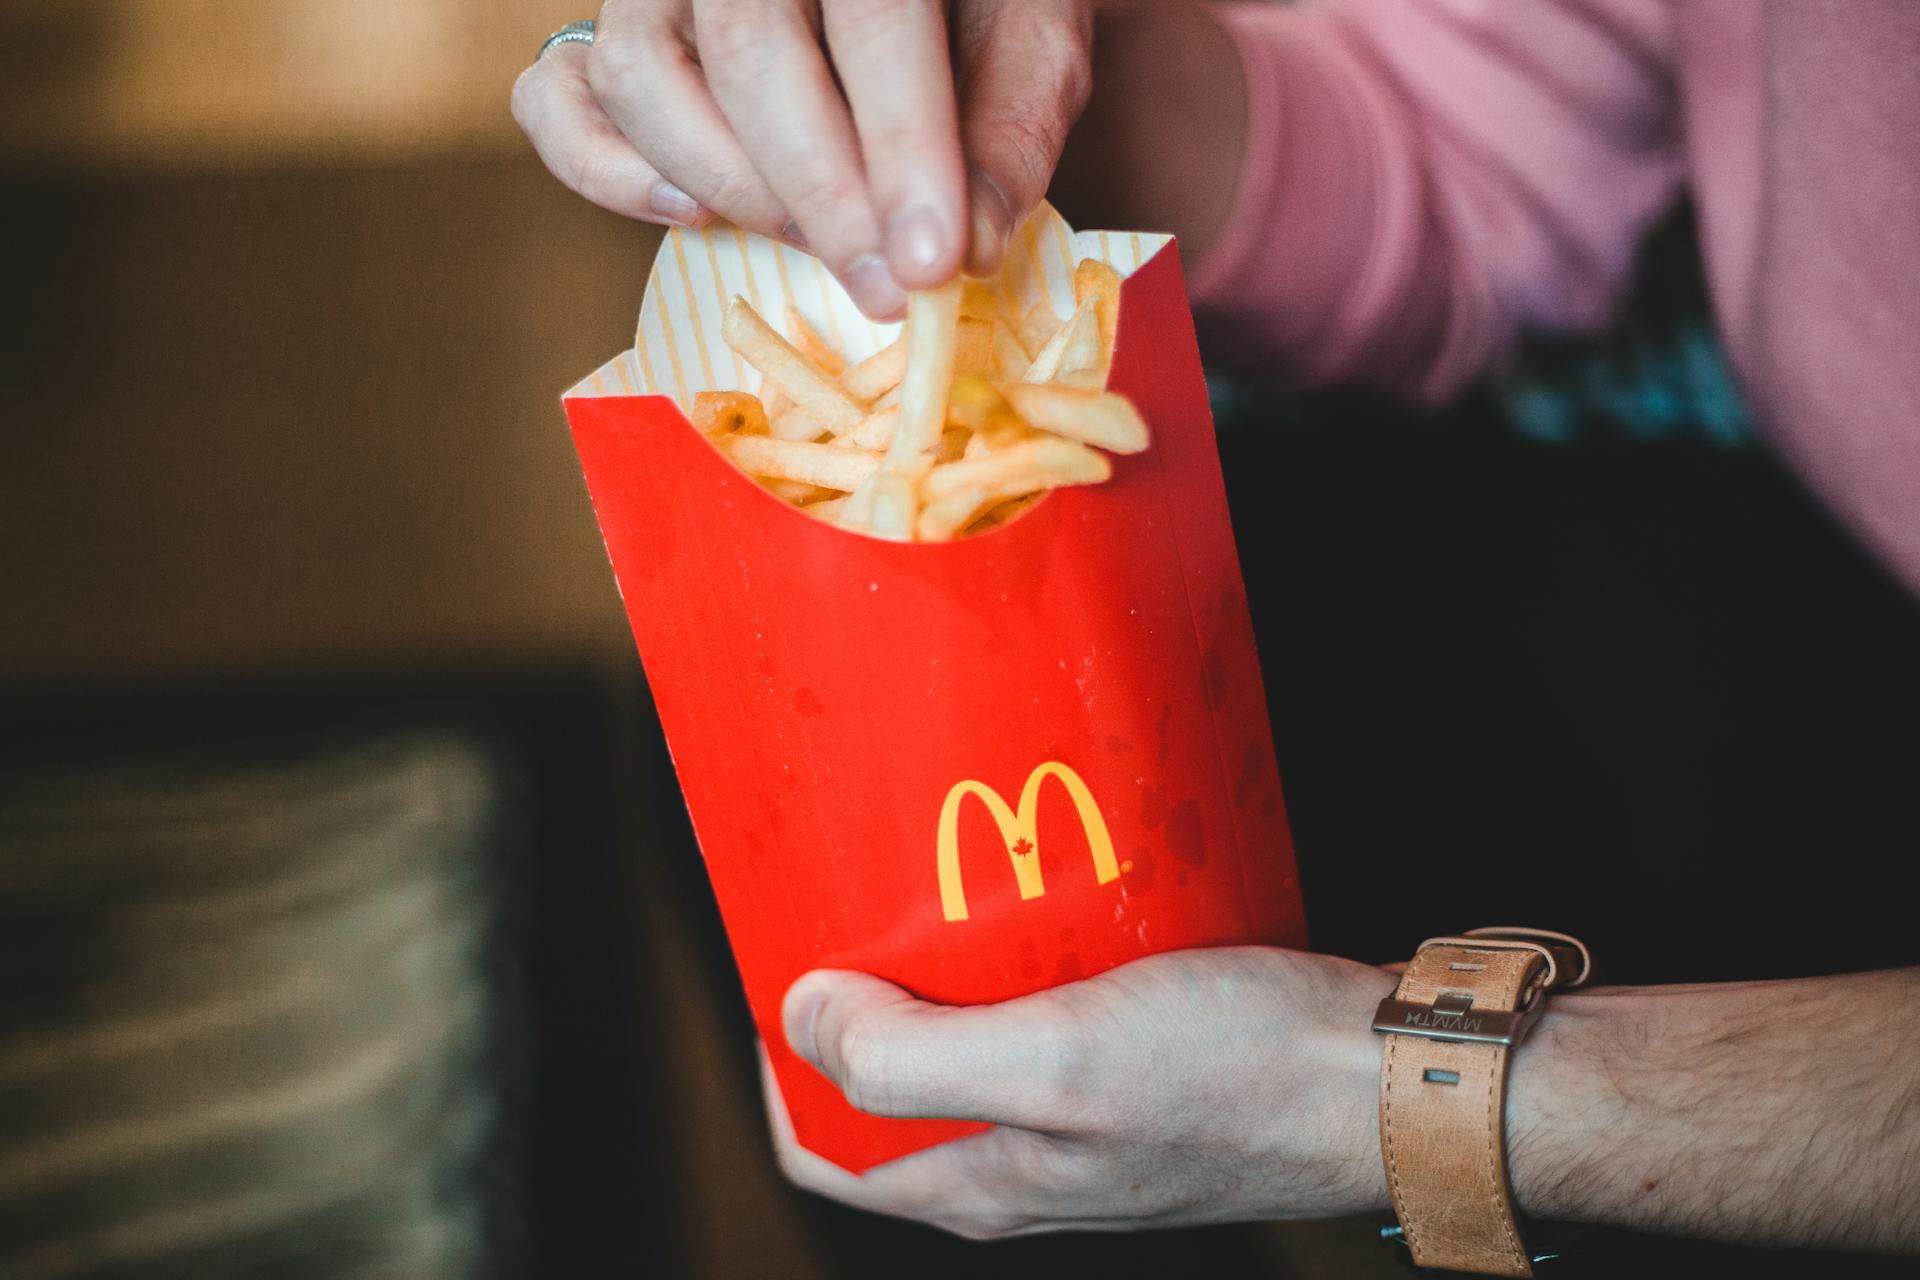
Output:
(937, 761), (1122, 922)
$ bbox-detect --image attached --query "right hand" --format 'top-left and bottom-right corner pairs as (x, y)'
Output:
(511, 0), (1098, 321)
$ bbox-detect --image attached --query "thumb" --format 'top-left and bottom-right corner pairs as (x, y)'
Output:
(954, 0), (1095, 276)
(782, 970), (1067, 1125)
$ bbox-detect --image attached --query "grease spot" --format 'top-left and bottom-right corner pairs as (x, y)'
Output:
(1059, 927), (1076, 944)
(1126, 849), (1155, 892)
(1141, 784), (1169, 830)
(1167, 798), (1205, 867)
(1054, 953), (1084, 984)
(1106, 734), (1132, 756)
(793, 687), (826, 717)
(1018, 939), (1037, 957)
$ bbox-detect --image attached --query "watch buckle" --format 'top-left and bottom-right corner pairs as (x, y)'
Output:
(1370, 927), (1592, 1049)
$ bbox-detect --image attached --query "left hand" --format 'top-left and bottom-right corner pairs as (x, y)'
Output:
(768, 946), (1399, 1238)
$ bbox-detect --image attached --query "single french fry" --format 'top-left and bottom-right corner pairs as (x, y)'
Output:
(840, 337), (906, 403)
(760, 477), (837, 504)
(722, 297), (865, 434)
(787, 305), (847, 376)
(864, 471), (918, 541)
(806, 494), (849, 522)
(915, 489), (996, 542)
(885, 280), (962, 467)
(835, 476), (876, 532)
(722, 434), (880, 492)
(690, 391), (770, 436)
(921, 436), (1111, 508)
(1022, 298), (1096, 384)
(1073, 258), (1123, 380)
(1020, 300), (1062, 356)
(770, 403), (829, 442)
(836, 405), (899, 450)
(760, 382), (791, 420)
(997, 382), (1150, 454)
(838, 454), (932, 535)
(874, 382), (903, 410)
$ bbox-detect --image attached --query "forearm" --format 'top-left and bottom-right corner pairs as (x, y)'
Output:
(1508, 967), (1920, 1255)
(1051, 2), (1248, 265)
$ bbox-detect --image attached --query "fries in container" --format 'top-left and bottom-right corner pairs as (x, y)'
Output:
(562, 205), (1306, 1174)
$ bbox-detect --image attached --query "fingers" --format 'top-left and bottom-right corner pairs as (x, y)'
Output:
(512, 43), (709, 225)
(697, 0), (905, 319)
(585, 0), (793, 238)
(952, 0), (1094, 275)
(758, 1042), (1051, 1239)
(821, 0), (968, 291)
(782, 970), (1082, 1127)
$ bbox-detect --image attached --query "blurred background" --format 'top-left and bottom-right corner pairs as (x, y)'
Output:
(3, 2), (1917, 1278)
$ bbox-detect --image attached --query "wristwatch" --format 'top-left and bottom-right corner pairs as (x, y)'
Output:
(1372, 927), (1592, 1277)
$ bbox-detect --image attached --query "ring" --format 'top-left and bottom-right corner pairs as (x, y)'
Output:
(538, 19), (595, 59)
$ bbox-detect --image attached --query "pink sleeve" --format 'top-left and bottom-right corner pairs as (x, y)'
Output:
(1188, 0), (1687, 403)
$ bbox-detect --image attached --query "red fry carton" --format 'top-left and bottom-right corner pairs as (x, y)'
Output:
(563, 207), (1307, 1173)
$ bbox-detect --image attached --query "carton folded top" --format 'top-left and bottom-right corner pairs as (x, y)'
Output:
(567, 204), (1171, 405)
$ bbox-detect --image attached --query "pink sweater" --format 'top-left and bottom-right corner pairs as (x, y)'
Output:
(1190, 0), (1920, 596)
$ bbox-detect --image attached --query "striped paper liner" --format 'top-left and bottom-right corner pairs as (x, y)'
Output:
(567, 203), (1170, 403)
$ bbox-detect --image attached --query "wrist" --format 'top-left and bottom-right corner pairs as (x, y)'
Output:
(1505, 986), (1647, 1224)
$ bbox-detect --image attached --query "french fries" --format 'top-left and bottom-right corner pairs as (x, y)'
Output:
(997, 384), (1149, 454)
(722, 298), (865, 435)
(721, 434), (881, 492)
(787, 306), (847, 377)
(1022, 298), (1098, 385)
(839, 337), (905, 403)
(697, 252), (1147, 541)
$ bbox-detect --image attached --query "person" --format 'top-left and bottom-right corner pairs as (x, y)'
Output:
(513, 0), (1919, 1269)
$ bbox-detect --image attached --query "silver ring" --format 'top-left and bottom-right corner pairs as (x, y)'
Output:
(538, 19), (595, 59)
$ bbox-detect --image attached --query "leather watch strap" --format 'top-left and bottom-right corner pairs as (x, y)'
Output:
(1374, 929), (1589, 1278)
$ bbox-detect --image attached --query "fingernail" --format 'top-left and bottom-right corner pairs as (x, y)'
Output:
(966, 169), (1013, 275)
(885, 203), (946, 278)
(650, 179), (703, 227)
(779, 220), (809, 252)
(784, 989), (828, 1069)
(844, 253), (907, 320)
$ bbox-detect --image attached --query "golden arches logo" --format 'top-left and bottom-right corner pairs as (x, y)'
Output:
(937, 761), (1122, 923)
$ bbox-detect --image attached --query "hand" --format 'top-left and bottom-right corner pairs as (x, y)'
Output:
(511, 0), (1098, 320)
(767, 947), (1398, 1238)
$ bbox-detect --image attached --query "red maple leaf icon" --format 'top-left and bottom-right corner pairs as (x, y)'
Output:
(1011, 837), (1035, 857)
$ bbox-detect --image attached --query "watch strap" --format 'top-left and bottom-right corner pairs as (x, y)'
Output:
(1376, 934), (1576, 1277)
